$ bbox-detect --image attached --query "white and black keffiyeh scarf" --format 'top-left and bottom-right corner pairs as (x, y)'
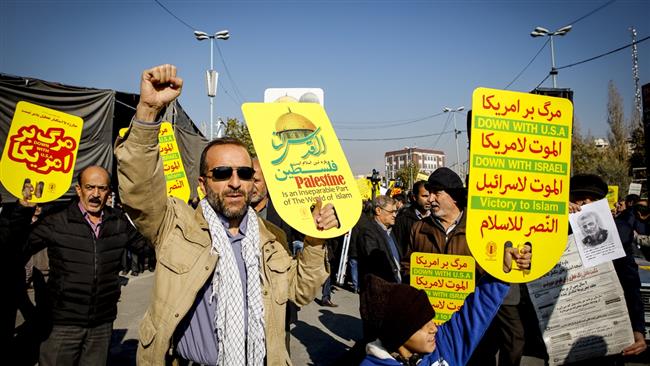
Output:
(200, 199), (266, 366)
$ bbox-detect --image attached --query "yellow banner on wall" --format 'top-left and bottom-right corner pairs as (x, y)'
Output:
(242, 103), (362, 238)
(467, 88), (572, 283)
(159, 122), (190, 202)
(0, 101), (83, 202)
(410, 253), (476, 324)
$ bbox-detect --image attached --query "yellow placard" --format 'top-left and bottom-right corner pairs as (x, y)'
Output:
(467, 88), (572, 283)
(416, 172), (429, 182)
(607, 185), (618, 210)
(159, 122), (190, 203)
(410, 253), (476, 324)
(0, 101), (83, 202)
(242, 103), (362, 238)
(356, 177), (372, 200)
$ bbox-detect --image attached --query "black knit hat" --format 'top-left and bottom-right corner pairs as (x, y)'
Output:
(570, 174), (608, 200)
(360, 275), (436, 352)
(426, 167), (464, 191)
(425, 167), (466, 207)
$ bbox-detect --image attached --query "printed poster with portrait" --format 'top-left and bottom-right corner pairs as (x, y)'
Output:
(242, 103), (361, 238)
(467, 88), (573, 283)
(0, 101), (83, 202)
(568, 198), (625, 268)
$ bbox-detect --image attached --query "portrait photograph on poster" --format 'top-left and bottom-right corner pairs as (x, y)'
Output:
(568, 199), (625, 268)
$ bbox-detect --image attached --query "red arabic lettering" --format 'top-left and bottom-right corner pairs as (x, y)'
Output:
(7, 125), (77, 174)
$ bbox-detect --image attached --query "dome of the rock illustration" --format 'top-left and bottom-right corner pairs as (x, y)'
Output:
(274, 95), (299, 103)
(275, 109), (317, 139)
(299, 92), (320, 104)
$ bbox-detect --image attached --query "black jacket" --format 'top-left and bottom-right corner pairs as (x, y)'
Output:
(392, 205), (422, 259)
(25, 201), (147, 327)
(358, 219), (401, 287)
(613, 216), (646, 334)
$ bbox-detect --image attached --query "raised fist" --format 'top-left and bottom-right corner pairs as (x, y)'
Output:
(136, 64), (183, 122)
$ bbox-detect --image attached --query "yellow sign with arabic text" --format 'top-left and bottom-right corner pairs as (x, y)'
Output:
(0, 101), (83, 202)
(416, 172), (429, 182)
(607, 185), (618, 210)
(159, 122), (190, 202)
(410, 253), (476, 325)
(467, 88), (572, 283)
(242, 103), (362, 238)
(356, 177), (372, 200)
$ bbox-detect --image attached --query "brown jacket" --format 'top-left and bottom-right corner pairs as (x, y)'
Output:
(115, 121), (328, 366)
(401, 212), (470, 278)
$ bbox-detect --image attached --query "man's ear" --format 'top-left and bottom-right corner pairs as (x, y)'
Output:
(74, 184), (82, 197)
(198, 176), (206, 194)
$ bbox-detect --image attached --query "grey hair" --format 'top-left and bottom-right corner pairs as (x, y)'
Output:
(373, 195), (396, 215)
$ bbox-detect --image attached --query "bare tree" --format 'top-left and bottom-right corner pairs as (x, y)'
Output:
(570, 82), (632, 198)
(602, 81), (631, 194)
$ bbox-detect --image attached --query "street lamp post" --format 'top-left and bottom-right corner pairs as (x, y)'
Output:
(194, 29), (230, 140)
(530, 25), (572, 88)
(443, 106), (465, 176)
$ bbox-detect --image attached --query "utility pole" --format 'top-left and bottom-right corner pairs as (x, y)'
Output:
(630, 27), (642, 127)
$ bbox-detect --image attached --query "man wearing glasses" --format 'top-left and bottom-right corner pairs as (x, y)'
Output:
(358, 195), (401, 286)
(115, 64), (338, 366)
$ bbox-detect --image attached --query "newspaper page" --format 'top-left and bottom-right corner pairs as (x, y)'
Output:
(527, 235), (634, 365)
(568, 199), (625, 268)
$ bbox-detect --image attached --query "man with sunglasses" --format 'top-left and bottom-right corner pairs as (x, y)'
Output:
(115, 64), (338, 366)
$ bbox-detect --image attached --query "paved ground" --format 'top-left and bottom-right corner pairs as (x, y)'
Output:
(106, 274), (649, 365)
(18, 271), (649, 365)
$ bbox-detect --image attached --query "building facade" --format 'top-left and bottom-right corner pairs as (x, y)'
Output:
(384, 147), (446, 181)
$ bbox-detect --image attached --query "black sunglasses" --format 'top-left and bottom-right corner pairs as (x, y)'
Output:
(205, 166), (255, 181)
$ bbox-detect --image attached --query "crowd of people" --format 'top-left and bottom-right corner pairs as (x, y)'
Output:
(4, 64), (649, 366)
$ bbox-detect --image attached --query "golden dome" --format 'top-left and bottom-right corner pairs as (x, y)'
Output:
(275, 111), (316, 133)
(274, 95), (299, 103)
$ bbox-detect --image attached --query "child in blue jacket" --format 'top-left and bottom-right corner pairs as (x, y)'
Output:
(359, 274), (509, 366)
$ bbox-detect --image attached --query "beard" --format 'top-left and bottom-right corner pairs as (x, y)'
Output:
(205, 185), (251, 220)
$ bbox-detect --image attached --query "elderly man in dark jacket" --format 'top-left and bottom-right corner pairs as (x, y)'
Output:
(358, 195), (401, 286)
(24, 166), (147, 366)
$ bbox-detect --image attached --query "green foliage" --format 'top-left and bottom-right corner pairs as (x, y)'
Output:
(571, 119), (602, 175)
(223, 118), (256, 157)
(629, 126), (646, 172)
(395, 161), (421, 190)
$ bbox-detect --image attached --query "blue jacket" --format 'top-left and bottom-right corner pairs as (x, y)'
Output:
(360, 276), (509, 366)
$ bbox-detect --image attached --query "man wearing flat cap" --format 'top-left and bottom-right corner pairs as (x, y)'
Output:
(569, 173), (647, 359)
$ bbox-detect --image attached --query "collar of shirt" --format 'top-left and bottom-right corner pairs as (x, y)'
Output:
(415, 208), (430, 220)
(217, 208), (249, 239)
(433, 210), (464, 235)
(375, 217), (391, 234)
(78, 201), (103, 236)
